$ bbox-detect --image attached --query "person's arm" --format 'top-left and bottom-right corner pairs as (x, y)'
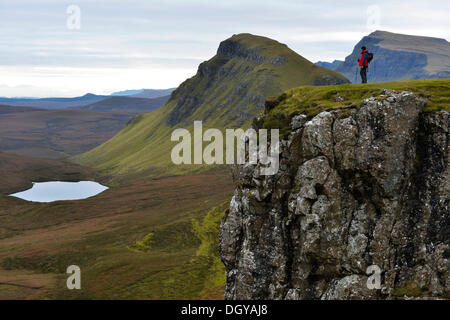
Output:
(362, 52), (368, 66)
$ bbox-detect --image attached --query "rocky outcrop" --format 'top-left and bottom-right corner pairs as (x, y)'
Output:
(217, 37), (287, 66)
(219, 90), (449, 299)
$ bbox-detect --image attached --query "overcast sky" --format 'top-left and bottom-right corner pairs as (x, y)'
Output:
(0, 0), (449, 97)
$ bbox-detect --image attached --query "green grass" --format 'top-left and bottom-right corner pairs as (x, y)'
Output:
(260, 79), (450, 137)
(126, 201), (228, 296)
(0, 171), (234, 299)
(392, 281), (430, 298)
(191, 202), (229, 293)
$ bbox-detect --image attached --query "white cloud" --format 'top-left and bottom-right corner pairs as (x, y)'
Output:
(0, 0), (449, 97)
(0, 65), (196, 97)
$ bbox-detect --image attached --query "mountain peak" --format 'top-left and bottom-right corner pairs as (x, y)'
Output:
(225, 33), (284, 46)
(82, 93), (97, 98)
(216, 33), (288, 65)
(76, 33), (350, 177)
(368, 30), (395, 37)
(165, 34), (349, 126)
(368, 30), (448, 44)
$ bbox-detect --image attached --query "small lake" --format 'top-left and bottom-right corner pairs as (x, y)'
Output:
(9, 181), (109, 203)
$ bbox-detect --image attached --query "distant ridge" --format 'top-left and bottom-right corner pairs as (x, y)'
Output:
(74, 95), (170, 113)
(333, 30), (450, 83)
(110, 88), (176, 98)
(0, 89), (175, 111)
(110, 89), (145, 96)
(315, 60), (343, 70)
(131, 88), (176, 99)
(0, 94), (108, 109)
(0, 105), (133, 158)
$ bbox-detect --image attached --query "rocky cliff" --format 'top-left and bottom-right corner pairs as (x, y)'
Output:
(220, 89), (449, 299)
(334, 30), (450, 83)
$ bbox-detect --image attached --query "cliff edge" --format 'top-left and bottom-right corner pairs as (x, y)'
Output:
(220, 84), (449, 299)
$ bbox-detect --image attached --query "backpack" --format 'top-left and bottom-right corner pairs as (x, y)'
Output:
(367, 52), (374, 64)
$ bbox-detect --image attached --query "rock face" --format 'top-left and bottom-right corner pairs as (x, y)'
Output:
(334, 30), (450, 83)
(219, 90), (449, 299)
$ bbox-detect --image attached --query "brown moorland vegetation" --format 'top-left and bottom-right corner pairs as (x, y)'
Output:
(0, 167), (233, 299)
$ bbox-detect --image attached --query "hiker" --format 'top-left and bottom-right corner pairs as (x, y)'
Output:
(358, 46), (369, 83)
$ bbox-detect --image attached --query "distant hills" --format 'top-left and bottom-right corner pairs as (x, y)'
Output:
(316, 30), (450, 83)
(130, 88), (176, 99)
(110, 88), (176, 98)
(0, 92), (171, 158)
(74, 33), (350, 178)
(0, 88), (175, 112)
(315, 60), (343, 70)
(110, 89), (145, 96)
(72, 95), (171, 113)
(0, 93), (108, 109)
(0, 105), (134, 158)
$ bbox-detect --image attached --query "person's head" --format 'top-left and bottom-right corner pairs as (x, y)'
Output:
(361, 46), (367, 51)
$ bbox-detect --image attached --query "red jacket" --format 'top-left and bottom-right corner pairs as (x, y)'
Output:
(359, 49), (369, 67)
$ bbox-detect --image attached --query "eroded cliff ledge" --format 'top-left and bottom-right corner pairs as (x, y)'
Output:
(220, 90), (449, 299)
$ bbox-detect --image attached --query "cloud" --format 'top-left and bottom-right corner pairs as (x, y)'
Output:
(0, 0), (449, 97)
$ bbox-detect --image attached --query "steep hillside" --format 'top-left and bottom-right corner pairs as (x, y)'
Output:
(335, 30), (450, 83)
(220, 79), (449, 299)
(73, 95), (169, 113)
(74, 33), (349, 180)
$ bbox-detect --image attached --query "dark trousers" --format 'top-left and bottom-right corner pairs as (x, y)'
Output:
(360, 67), (367, 83)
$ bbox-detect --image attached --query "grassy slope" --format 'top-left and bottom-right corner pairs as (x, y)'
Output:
(260, 79), (450, 136)
(73, 34), (349, 181)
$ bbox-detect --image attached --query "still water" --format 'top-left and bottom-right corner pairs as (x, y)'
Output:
(9, 181), (108, 203)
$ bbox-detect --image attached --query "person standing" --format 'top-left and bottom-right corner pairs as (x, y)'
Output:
(358, 46), (369, 83)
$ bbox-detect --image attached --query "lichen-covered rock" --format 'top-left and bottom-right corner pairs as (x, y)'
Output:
(219, 90), (449, 300)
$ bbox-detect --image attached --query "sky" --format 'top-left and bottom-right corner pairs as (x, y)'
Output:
(0, 0), (449, 97)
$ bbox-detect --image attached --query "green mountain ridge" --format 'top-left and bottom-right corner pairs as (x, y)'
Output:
(73, 33), (349, 180)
